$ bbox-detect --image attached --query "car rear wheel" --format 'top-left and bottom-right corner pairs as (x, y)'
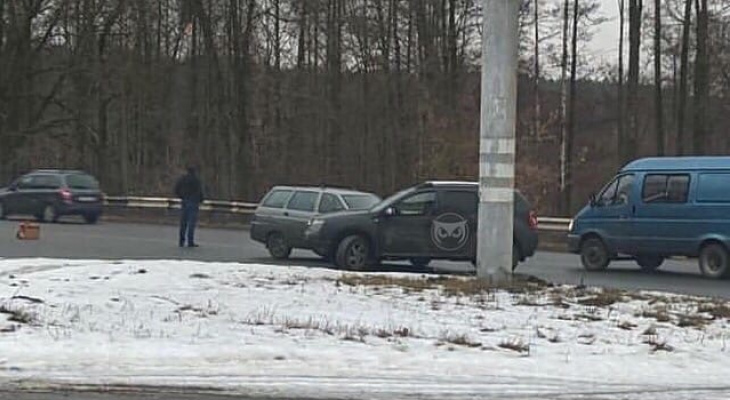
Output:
(267, 232), (291, 260)
(636, 255), (664, 272)
(699, 243), (729, 280)
(512, 242), (522, 271)
(84, 214), (100, 224)
(336, 235), (372, 271)
(580, 237), (610, 271)
(0, 202), (6, 220)
(38, 205), (58, 223)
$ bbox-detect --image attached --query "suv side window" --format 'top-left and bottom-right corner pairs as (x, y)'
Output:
(32, 175), (62, 189)
(643, 174), (690, 204)
(262, 190), (293, 208)
(394, 191), (436, 216)
(16, 175), (34, 189)
(319, 193), (345, 213)
(438, 190), (477, 215)
(286, 190), (319, 212)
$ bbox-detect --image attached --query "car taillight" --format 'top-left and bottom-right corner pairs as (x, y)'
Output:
(59, 189), (73, 204)
(528, 211), (538, 230)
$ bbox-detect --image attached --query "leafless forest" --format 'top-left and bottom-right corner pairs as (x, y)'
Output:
(1, 0), (729, 215)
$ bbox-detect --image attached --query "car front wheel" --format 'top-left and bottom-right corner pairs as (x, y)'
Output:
(335, 235), (372, 271)
(0, 201), (6, 219)
(580, 237), (610, 271)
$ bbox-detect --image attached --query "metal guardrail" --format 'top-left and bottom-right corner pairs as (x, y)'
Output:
(104, 196), (572, 232)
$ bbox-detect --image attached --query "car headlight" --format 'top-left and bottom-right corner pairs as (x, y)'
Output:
(568, 219), (574, 232)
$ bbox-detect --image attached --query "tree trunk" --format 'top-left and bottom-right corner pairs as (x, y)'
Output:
(677, 0), (692, 155)
(654, 0), (664, 155)
(692, 0), (709, 155)
(625, 0), (642, 163)
(533, 0), (540, 140)
(617, 0), (625, 165)
(559, 0), (570, 214)
(564, 0), (579, 215)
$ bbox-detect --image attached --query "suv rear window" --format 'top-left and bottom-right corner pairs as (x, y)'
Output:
(286, 191), (319, 212)
(65, 174), (99, 190)
(262, 190), (293, 208)
(342, 194), (380, 210)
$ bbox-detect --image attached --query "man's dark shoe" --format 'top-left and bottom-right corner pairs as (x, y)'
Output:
(188, 243), (199, 248)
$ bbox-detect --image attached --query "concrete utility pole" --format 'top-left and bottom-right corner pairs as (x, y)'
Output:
(476, 0), (519, 282)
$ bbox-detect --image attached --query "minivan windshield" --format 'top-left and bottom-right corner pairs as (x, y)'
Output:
(65, 174), (100, 190)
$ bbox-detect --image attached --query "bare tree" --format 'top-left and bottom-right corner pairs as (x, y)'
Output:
(693, 0), (709, 154)
(655, 0), (664, 155)
(625, 0), (643, 163)
(677, 0), (692, 155)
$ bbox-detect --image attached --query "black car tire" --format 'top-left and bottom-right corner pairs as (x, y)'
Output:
(267, 232), (292, 260)
(335, 235), (371, 271)
(84, 214), (100, 224)
(636, 255), (664, 272)
(580, 237), (610, 271)
(699, 243), (730, 280)
(409, 257), (431, 268)
(0, 201), (6, 220)
(512, 242), (522, 271)
(38, 205), (59, 223)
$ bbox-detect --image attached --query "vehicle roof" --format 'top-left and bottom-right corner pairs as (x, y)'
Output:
(30, 169), (87, 175)
(622, 157), (730, 172)
(269, 185), (377, 196)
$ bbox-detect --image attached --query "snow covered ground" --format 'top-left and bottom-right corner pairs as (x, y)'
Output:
(1, 258), (729, 400)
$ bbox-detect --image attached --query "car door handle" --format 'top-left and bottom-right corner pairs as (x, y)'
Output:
(283, 212), (289, 216)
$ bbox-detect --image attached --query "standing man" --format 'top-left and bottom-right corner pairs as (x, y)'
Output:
(174, 165), (205, 247)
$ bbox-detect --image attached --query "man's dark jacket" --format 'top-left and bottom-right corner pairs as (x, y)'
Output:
(175, 171), (204, 204)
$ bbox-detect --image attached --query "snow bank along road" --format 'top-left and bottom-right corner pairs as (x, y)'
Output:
(1, 259), (730, 400)
(0, 220), (728, 298)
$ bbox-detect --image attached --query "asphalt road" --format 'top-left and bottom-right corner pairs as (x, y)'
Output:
(0, 218), (728, 298)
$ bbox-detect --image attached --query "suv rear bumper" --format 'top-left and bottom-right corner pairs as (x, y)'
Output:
(57, 202), (103, 216)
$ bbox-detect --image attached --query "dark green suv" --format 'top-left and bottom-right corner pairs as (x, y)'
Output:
(302, 181), (539, 271)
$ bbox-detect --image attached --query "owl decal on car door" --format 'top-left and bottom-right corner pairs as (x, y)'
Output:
(431, 213), (469, 251)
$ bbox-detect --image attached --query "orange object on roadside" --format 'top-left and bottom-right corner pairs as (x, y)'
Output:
(16, 221), (40, 240)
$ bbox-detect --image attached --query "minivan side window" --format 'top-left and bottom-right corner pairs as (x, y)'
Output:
(286, 191), (319, 212)
(642, 174), (690, 204)
(599, 174), (634, 206)
(319, 193), (345, 213)
(697, 174), (730, 203)
(262, 190), (293, 208)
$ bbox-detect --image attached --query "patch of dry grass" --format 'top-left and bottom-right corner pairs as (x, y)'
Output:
(578, 289), (624, 307)
(336, 274), (550, 297)
(697, 302), (730, 320)
(0, 304), (36, 324)
(498, 337), (530, 353)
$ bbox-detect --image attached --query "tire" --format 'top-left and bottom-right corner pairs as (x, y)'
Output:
(266, 232), (292, 260)
(409, 257), (431, 268)
(335, 235), (372, 271)
(0, 201), (6, 220)
(698, 243), (730, 280)
(636, 255), (664, 272)
(38, 205), (58, 223)
(84, 214), (100, 224)
(580, 237), (610, 271)
(512, 242), (522, 272)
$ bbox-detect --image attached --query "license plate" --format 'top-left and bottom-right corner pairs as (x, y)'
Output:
(78, 196), (97, 202)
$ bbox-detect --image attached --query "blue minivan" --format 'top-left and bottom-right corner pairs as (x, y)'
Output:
(568, 156), (730, 279)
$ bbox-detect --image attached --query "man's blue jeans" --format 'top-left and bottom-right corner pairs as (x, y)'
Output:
(179, 200), (200, 246)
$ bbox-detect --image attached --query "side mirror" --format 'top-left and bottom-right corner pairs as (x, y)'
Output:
(589, 193), (597, 207)
(384, 207), (397, 217)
